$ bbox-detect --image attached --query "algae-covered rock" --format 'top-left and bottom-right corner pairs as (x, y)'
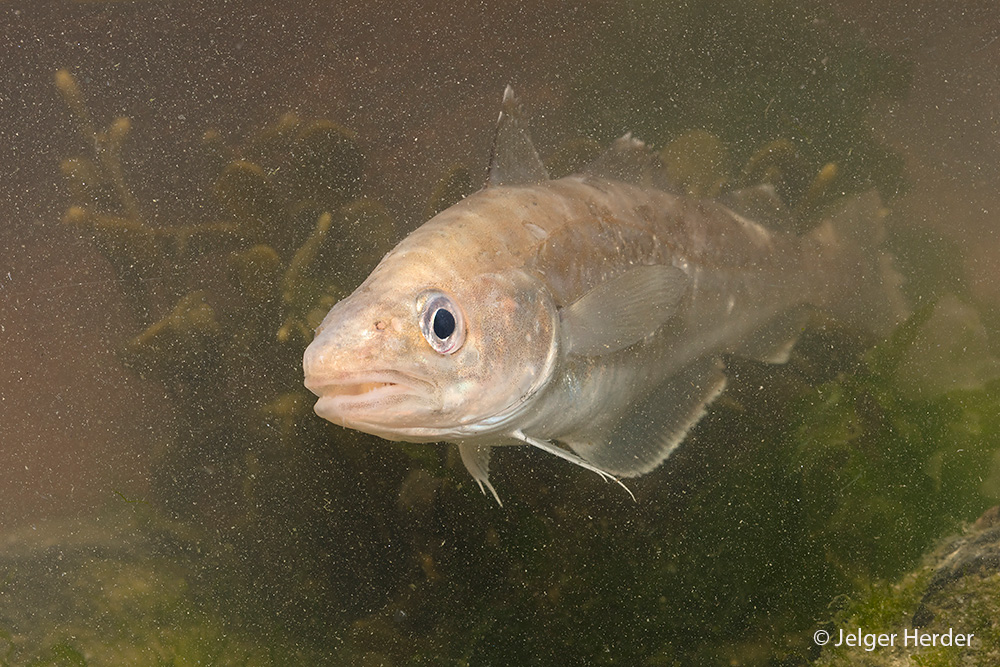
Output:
(814, 508), (1000, 667)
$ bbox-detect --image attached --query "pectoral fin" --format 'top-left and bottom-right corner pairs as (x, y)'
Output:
(564, 356), (727, 477)
(561, 265), (688, 356)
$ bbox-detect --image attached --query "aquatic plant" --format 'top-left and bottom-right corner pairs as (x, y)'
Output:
(55, 67), (400, 514)
(790, 302), (1000, 579)
(50, 66), (417, 659)
(568, 0), (911, 210)
(0, 511), (328, 666)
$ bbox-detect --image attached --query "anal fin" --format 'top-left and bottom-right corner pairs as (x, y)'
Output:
(735, 306), (810, 364)
(565, 356), (727, 477)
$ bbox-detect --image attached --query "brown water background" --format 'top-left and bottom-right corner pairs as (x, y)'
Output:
(1, 0), (998, 535)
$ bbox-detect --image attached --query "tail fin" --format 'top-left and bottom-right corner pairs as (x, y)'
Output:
(807, 191), (908, 337)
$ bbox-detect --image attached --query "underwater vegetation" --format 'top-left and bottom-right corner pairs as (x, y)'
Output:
(791, 303), (1000, 584)
(568, 0), (911, 209)
(55, 64), (399, 520)
(11, 2), (997, 665)
(0, 510), (326, 666)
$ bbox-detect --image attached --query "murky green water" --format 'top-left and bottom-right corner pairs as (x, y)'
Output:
(3, 1), (999, 665)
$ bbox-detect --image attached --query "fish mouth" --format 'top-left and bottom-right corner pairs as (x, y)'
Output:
(313, 380), (397, 397)
(305, 371), (432, 420)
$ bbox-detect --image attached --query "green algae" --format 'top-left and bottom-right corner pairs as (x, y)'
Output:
(791, 305), (1000, 585)
(814, 517), (1000, 667)
(660, 129), (730, 197)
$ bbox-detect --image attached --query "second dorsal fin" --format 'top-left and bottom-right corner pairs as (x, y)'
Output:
(584, 132), (685, 195)
(583, 132), (654, 186)
(486, 86), (549, 187)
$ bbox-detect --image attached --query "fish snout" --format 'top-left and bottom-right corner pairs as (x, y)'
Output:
(302, 336), (332, 388)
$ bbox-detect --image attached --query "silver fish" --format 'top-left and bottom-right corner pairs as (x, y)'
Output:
(303, 86), (902, 503)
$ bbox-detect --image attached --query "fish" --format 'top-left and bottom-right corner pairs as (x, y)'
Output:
(302, 86), (904, 504)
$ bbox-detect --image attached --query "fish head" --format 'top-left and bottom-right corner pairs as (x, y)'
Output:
(303, 256), (558, 442)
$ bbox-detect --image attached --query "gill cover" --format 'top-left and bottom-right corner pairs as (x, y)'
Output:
(444, 270), (558, 434)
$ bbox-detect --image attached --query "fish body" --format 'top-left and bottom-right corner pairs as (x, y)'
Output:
(303, 87), (900, 502)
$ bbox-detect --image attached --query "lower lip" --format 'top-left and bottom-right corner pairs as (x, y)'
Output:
(312, 384), (409, 414)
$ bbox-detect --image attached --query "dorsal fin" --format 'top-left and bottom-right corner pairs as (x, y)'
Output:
(486, 86), (549, 187)
(583, 133), (654, 185)
(584, 133), (683, 195)
(720, 183), (792, 230)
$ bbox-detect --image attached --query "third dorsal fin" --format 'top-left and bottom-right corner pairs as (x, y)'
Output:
(486, 86), (549, 187)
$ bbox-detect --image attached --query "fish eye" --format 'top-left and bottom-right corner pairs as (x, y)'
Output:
(418, 291), (465, 355)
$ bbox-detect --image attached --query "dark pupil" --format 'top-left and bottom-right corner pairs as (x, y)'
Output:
(432, 308), (456, 340)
